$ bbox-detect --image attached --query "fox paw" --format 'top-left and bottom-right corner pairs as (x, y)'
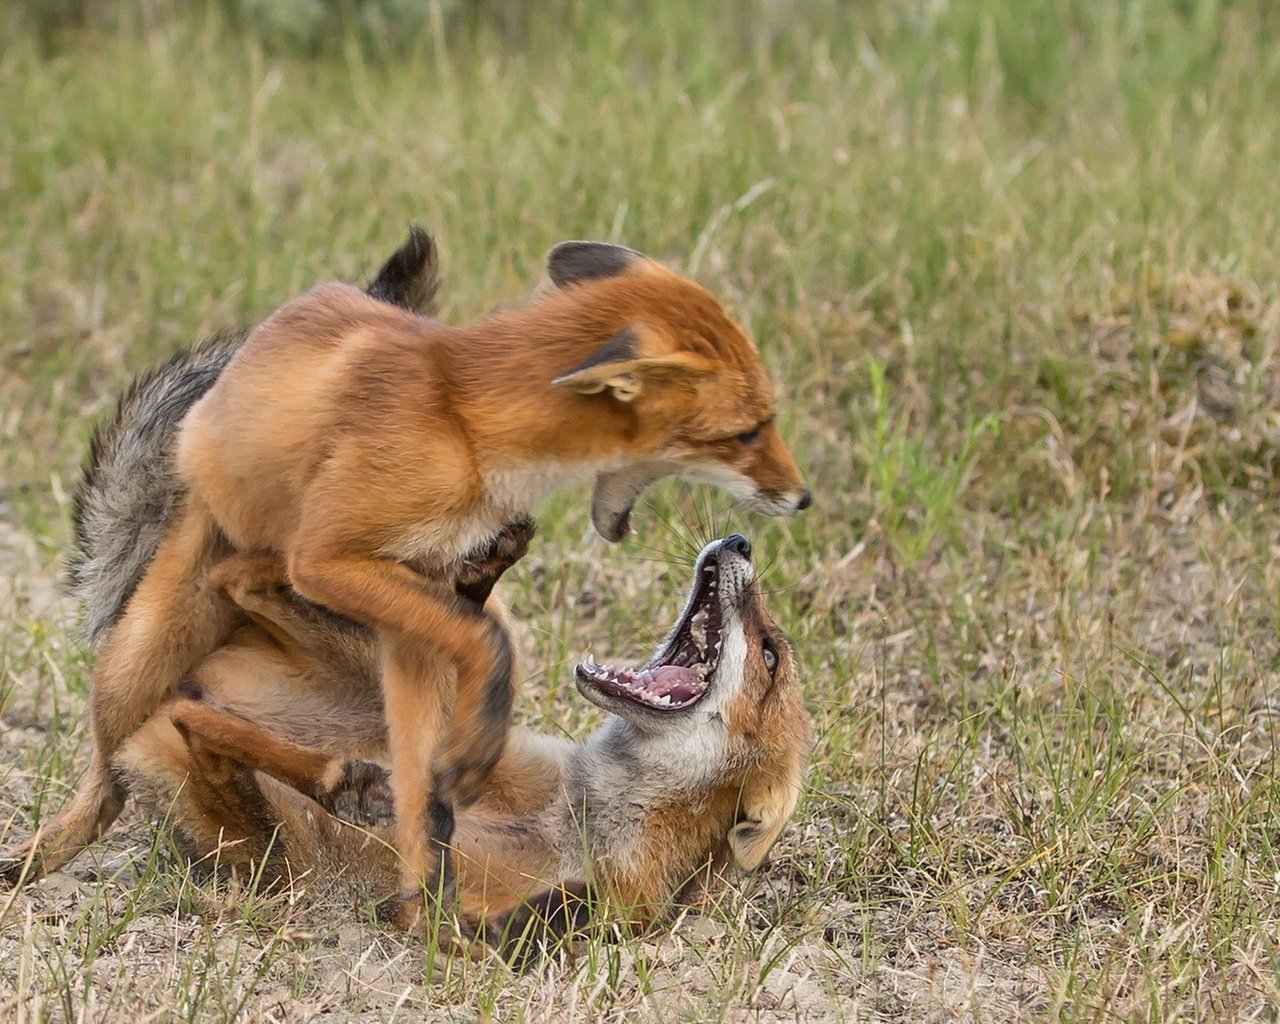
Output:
(207, 552), (288, 602)
(454, 516), (536, 606)
(318, 761), (393, 828)
(376, 888), (425, 931)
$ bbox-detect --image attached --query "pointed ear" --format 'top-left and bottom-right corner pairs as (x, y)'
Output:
(727, 766), (803, 871)
(551, 327), (712, 402)
(547, 241), (647, 288)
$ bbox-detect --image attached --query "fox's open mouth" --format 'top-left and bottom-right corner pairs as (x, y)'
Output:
(575, 558), (723, 712)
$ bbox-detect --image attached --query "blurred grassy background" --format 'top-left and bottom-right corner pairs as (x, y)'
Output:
(3, 1), (1280, 1020)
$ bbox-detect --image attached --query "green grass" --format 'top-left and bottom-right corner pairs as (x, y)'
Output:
(4, 0), (1280, 1019)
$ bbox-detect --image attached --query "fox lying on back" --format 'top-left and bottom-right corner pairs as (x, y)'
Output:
(121, 535), (809, 962)
(14, 239), (809, 924)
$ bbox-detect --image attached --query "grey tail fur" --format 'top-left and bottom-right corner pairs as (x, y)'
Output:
(63, 227), (442, 648)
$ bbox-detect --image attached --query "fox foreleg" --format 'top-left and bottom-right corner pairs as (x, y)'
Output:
(285, 551), (515, 798)
(375, 636), (460, 928)
(284, 551), (513, 911)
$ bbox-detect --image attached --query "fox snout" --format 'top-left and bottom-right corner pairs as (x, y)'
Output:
(740, 421), (810, 516)
(753, 484), (811, 516)
(679, 419), (809, 519)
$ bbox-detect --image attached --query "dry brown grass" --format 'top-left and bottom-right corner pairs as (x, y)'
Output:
(5, 1), (1280, 1020)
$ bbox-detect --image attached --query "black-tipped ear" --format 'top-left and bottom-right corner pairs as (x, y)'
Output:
(547, 241), (644, 288)
(365, 225), (441, 314)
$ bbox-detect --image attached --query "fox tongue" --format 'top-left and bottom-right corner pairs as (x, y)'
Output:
(644, 664), (700, 702)
(591, 463), (674, 543)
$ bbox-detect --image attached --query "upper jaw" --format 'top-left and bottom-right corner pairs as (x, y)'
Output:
(574, 537), (751, 717)
(591, 458), (805, 541)
(741, 490), (807, 516)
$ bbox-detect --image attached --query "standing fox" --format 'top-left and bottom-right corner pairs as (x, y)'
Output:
(4, 235), (808, 924)
(115, 534), (810, 961)
(2, 228), (442, 882)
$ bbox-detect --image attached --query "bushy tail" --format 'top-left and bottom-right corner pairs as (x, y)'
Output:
(63, 227), (441, 647)
(363, 224), (440, 314)
(64, 332), (245, 645)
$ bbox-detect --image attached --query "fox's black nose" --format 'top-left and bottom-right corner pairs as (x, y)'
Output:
(723, 534), (752, 560)
(797, 489), (812, 511)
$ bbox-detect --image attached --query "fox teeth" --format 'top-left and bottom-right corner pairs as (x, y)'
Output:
(690, 608), (711, 657)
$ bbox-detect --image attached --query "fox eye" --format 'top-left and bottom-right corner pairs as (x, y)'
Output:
(736, 428), (760, 445)
(762, 641), (779, 676)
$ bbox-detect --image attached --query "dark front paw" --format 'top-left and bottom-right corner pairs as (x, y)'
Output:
(376, 888), (425, 931)
(318, 760), (393, 827)
(454, 515), (536, 606)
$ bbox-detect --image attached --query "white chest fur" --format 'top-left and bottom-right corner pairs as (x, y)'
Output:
(483, 458), (599, 515)
(376, 459), (598, 572)
(378, 507), (509, 571)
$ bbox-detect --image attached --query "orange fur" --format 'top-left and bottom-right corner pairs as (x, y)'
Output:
(114, 537), (810, 958)
(12, 244), (807, 908)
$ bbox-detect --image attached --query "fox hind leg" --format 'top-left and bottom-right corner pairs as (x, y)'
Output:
(208, 551), (372, 680)
(89, 497), (237, 759)
(110, 705), (283, 872)
(0, 761), (125, 886)
(1, 499), (236, 883)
